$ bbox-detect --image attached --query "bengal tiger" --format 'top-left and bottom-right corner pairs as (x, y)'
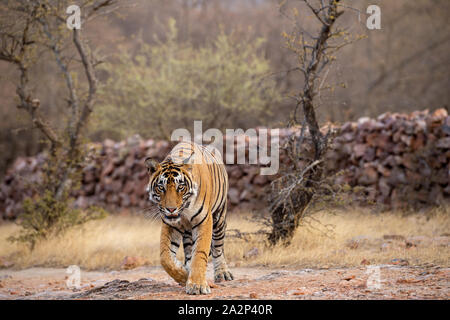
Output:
(145, 141), (233, 295)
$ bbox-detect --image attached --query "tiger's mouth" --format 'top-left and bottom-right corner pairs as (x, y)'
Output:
(160, 206), (181, 220)
(163, 213), (180, 220)
(159, 199), (192, 221)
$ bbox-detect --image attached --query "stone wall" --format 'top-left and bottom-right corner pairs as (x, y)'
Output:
(1, 109), (448, 219)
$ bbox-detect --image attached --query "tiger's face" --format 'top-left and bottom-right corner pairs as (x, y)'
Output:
(145, 158), (197, 221)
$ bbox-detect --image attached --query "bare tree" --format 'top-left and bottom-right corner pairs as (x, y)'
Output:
(268, 0), (363, 245)
(0, 0), (128, 244)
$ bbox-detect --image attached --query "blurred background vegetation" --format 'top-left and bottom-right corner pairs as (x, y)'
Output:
(1, 0), (449, 178)
(93, 18), (280, 140)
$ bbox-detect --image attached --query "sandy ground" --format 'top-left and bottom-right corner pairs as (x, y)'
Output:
(0, 264), (448, 300)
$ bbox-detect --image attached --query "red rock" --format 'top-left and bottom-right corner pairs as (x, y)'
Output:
(120, 194), (131, 207)
(400, 135), (413, 146)
(123, 181), (135, 194)
(228, 188), (240, 205)
(363, 147), (376, 162)
(101, 162), (115, 178)
(358, 166), (378, 185)
(436, 137), (450, 149)
(0, 257), (14, 268)
(2, 109), (450, 220)
(243, 247), (260, 259)
(353, 144), (367, 158)
(431, 108), (448, 119)
(120, 256), (147, 270)
(103, 139), (115, 149)
(253, 174), (268, 185)
(376, 163), (391, 177)
(239, 189), (252, 201)
(388, 168), (407, 185)
(401, 154), (417, 170)
(391, 259), (409, 266)
(411, 133), (425, 150)
(230, 167), (243, 179)
(378, 177), (391, 197)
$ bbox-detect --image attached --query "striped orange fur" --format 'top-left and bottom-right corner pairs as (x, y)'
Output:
(145, 142), (233, 294)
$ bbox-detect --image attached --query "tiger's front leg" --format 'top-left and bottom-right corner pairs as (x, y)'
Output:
(186, 213), (213, 295)
(160, 223), (188, 285)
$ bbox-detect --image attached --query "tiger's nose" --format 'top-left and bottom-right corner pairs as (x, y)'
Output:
(166, 207), (177, 213)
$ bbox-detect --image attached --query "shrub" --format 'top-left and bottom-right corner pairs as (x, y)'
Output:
(92, 18), (281, 140)
(8, 149), (107, 250)
(8, 190), (107, 250)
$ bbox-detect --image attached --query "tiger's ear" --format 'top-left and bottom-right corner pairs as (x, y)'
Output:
(182, 152), (194, 165)
(182, 152), (194, 173)
(144, 157), (160, 174)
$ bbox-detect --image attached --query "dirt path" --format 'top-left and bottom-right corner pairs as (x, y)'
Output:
(0, 264), (448, 300)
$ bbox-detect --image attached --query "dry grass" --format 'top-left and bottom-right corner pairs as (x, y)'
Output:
(0, 208), (449, 270)
(226, 208), (450, 268)
(0, 214), (161, 270)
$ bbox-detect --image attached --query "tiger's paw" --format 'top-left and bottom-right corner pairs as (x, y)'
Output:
(186, 281), (211, 295)
(214, 270), (234, 283)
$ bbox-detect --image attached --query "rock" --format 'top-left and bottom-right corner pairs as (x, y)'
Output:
(120, 256), (147, 270)
(431, 108), (448, 119)
(358, 166), (378, 185)
(0, 257), (13, 269)
(228, 188), (240, 205)
(396, 278), (423, 284)
(353, 144), (367, 158)
(253, 174), (268, 185)
(391, 258), (409, 266)
(229, 166), (243, 179)
(100, 162), (115, 178)
(239, 189), (252, 201)
(432, 236), (450, 247)
(383, 235), (405, 241)
(407, 236), (431, 246)
(401, 154), (417, 170)
(345, 236), (372, 249)
(379, 178), (391, 197)
(103, 139), (115, 149)
(388, 168), (407, 185)
(243, 247), (260, 259)
(436, 137), (450, 149)
(411, 133), (425, 150)
(405, 241), (416, 249)
(360, 259), (371, 265)
(2, 109), (450, 220)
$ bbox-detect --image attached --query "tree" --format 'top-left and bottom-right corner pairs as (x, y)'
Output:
(92, 18), (281, 140)
(0, 0), (125, 247)
(268, 0), (364, 245)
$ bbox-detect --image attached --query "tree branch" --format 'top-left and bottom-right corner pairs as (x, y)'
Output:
(72, 28), (98, 146)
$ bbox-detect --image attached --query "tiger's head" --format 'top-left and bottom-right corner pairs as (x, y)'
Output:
(145, 157), (197, 221)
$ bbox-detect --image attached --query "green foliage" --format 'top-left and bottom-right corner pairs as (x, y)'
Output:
(92, 18), (281, 140)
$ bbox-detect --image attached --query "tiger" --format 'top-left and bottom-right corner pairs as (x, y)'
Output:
(145, 141), (234, 295)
